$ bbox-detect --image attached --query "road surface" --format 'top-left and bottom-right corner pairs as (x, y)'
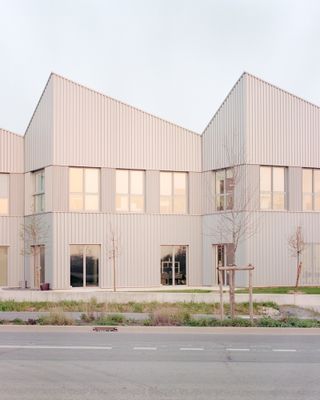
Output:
(0, 326), (319, 399)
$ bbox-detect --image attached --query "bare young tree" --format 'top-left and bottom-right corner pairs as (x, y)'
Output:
(288, 226), (305, 289)
(20, 214), (49, 288)
(106, 224), (121, 292)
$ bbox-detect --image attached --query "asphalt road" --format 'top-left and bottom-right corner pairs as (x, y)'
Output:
(0, 327), (319, 400)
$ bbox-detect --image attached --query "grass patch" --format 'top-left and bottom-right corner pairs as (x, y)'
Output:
(237, 287), (320, 294)
(94, 314), (126, 326)
(0, 300), (279, 315)
(37, 309), (74, 326)
(150, 289), (214, 293)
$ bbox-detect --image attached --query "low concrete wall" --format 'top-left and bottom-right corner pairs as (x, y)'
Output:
(0, 290), (320, 311)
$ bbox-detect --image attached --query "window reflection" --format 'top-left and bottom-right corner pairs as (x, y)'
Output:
(160, 245), (187, 286)
(160, 172), (187, 214)
(303, 169), (320, 211)
(214, 169), (234, 211)
(70, 245), (99, 287)
(260, 166), (286, 210)
(116, 170), (144, 212)
(0, 174), (9, 215)
(69, 168), (99, 211)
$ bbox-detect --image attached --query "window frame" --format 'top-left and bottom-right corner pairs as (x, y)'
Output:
(0, 173), (9, 216)
(214, 168), (235, 211)
(260, 166), (287, 210)
(69, 167), (100, 212)
(302, 168), (320, 211)
(160, 171), (188, 214)
(33, 169), (45, 213)
(115, 169), (145, 213)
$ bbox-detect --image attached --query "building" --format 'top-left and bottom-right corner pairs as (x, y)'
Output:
(0, 72), (319, 289)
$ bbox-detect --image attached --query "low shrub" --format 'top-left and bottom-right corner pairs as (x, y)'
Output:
(149, 308), (191, 326)
(95, 314), (125, 325)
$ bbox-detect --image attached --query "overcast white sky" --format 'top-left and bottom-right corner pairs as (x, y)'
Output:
(0, 0), (319, 135)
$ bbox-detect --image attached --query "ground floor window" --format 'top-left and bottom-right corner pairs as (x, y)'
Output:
(70, 245), (99, 287)
(0, 247), (8, 286)
(214, 243), (234, 286)
(301, 243), (320, 285)
(160, 245), (187, 286)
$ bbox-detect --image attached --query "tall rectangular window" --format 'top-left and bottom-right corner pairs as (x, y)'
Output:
(0, 247), (8, 286)
(70, 245), (99, 287)
(215, 169), (234, 211)
(0, 174), (9, 215)
(33, 170), (45, 213)
(303, 169), (320, 211)
(260, 166), (286, 210)
(160, 172), (187, 214)
(69, 168), (100, 211)
(301, 243), (320, 285)
(116, 170), (144, 212)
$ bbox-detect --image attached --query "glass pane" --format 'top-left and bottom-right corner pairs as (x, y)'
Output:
(130, 171), (144, 195)
(116, 194), (129, 211)
(69, 194), (83, 210)
(161, 246), (173, 285)
(174, 173), (186, 196)
(226, 243), (235, 266)
(69, 168), (83, 192)
(85, 194), (99, 211)
(160, 172), (172, 196)
(130, 195), (144, 212)
(0, 247), (8, 286)
(173, 196), (186, 213)
(40, 246), (45, 284)
(86, 245), (99, 287)
(160, 196), (172, 213)
(273, 167), (284, 192)
(260, 167), (271, 191)
(35, 195), (45, 213)
(216, 170), (225, 195)
(70, 245), (84, 287)
(260, 193), (271, 209)
(0, 198), (8, 215)
(226, 193), (234, 210)
(174, 246), (187, 285)
(0, 174), (9, 197)
(273, 193), (285, 210)
(303, 194), (313, 211)
(85, 169), (99, 193)
(302, 169), (312, 193)
(314, 244), (320, 282)
(216, 195), (224, 211)
(314, 170), (320, 193)
(315, 194), (320, 211)
(116, 170), (128, 194)
(35, 171), (45, 193)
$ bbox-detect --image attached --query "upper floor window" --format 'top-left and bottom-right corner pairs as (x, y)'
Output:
(215, 169), (234, 211)
(116, 170), (144, 212)
(33, 170), (45, 213)
(260, 166), (286, 210)
(69, 168), (100, 211)
(160, 172), (187, 214)
(303, 169), (320, 211)
(0, 174), (9, 215)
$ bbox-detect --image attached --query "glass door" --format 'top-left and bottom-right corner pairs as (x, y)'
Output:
(70, 245), (99, 287)
(160, 246), (187, 286)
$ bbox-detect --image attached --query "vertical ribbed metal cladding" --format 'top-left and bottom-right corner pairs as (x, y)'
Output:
(52, 74), (201, 172)
(52, 213), (202, 289)
(202, 75), (246, 171)
(0, 129), (24, 173)
(25, 78), (54, 172)
(246, 74), (320, 168)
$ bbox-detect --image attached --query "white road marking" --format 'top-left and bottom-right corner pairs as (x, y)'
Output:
(272, 349), (297, 352)
(133, 347), (157, 351)
(226, 348), (250, 352)
(0, 345), (112, 350)
(180, 347), (204, 351)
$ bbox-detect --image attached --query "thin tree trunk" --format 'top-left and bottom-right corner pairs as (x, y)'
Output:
(249, 268), (253, 323)
(218, 269), (224, 320)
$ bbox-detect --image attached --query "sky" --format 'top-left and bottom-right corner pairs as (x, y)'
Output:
(0, 0), (319, 135)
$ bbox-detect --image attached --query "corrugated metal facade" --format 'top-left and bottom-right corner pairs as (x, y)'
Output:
(52, 75), (201, 172)
(1, 72), (320, 288)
